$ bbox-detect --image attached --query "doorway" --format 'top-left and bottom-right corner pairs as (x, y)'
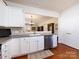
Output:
(48, 23), (54, 34)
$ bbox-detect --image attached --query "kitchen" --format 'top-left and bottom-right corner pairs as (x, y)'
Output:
(1, 0), (79, 59)
(0, 0), (58, 59)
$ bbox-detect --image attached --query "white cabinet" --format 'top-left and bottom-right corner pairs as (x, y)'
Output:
(2, 36), (44, 59)
(37, 36), (44, 51)
(29, 37), (38, 53)
(2, 39), (20, 59)
(20, 36), (44, 55)
(0, 6), (6, 26)
(0, 6), (25, 27)
(20, 36), (44, 54)
(20, 37), (30, 55)
(2, 40), (12, 59)
(52, 35), (57, 48)
(0, 0), (6, 26)
(9, 39), (20, 57)
(4, 6), (25, 27)
(20, 37), (38, 54)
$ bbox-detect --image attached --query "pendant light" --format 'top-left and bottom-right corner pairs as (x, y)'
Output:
(30, 15), (35, 25)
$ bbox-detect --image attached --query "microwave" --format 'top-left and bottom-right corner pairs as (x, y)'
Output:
(0, 29), (11, 37)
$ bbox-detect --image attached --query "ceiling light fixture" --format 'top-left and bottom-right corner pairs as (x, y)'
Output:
(30, 15), (35, 25)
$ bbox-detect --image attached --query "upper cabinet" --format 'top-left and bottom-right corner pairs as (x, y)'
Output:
(0, 6), (25, 27)
(0, 6), (5, 26)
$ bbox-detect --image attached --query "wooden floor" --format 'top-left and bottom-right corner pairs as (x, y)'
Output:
(12, 55), (27, 59)
(12, 43), (79, 59)
(45, 43), (79, 59)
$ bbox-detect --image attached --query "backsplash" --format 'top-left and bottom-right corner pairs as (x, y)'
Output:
(10, 20), (33, 34)
(11, 28), (24, 35)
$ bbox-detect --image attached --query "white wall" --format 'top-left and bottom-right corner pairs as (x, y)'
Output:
(58, 4), (79, 49)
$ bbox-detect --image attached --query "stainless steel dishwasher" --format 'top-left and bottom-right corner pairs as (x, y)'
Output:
(44, 35), (52, 49)
(44, 35), (57, 49)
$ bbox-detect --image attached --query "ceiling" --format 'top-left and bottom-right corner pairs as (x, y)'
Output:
(25, 14), (53, 25)
(7, 0), (79, 13)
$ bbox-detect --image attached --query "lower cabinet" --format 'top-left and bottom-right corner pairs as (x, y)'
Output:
(29, 37), (38, 53)
(9, 39), (20, 57)
(2, 36), (44, 59)
(37, 36), (44, 51)
(20, 36), (44, 54)
(2, 40), (11, 59)
(2, 39), (20, 59)
(20, 38), (30, 55)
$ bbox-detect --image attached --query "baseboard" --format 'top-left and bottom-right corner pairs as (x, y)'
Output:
(60, 43), (79, 51)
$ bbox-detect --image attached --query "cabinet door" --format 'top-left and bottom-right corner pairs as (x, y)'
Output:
(2, 39), (20, 59)
(20, 37), (30, 55)
(4, 6), (25, 27)
(37, 36), (44, 51)
(9, 39), (20, 57)
(2, 41), (11, 59)
(0, 6), (6, 26)
(29, 37), (37, 53)
(52, 35), (57, 48)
